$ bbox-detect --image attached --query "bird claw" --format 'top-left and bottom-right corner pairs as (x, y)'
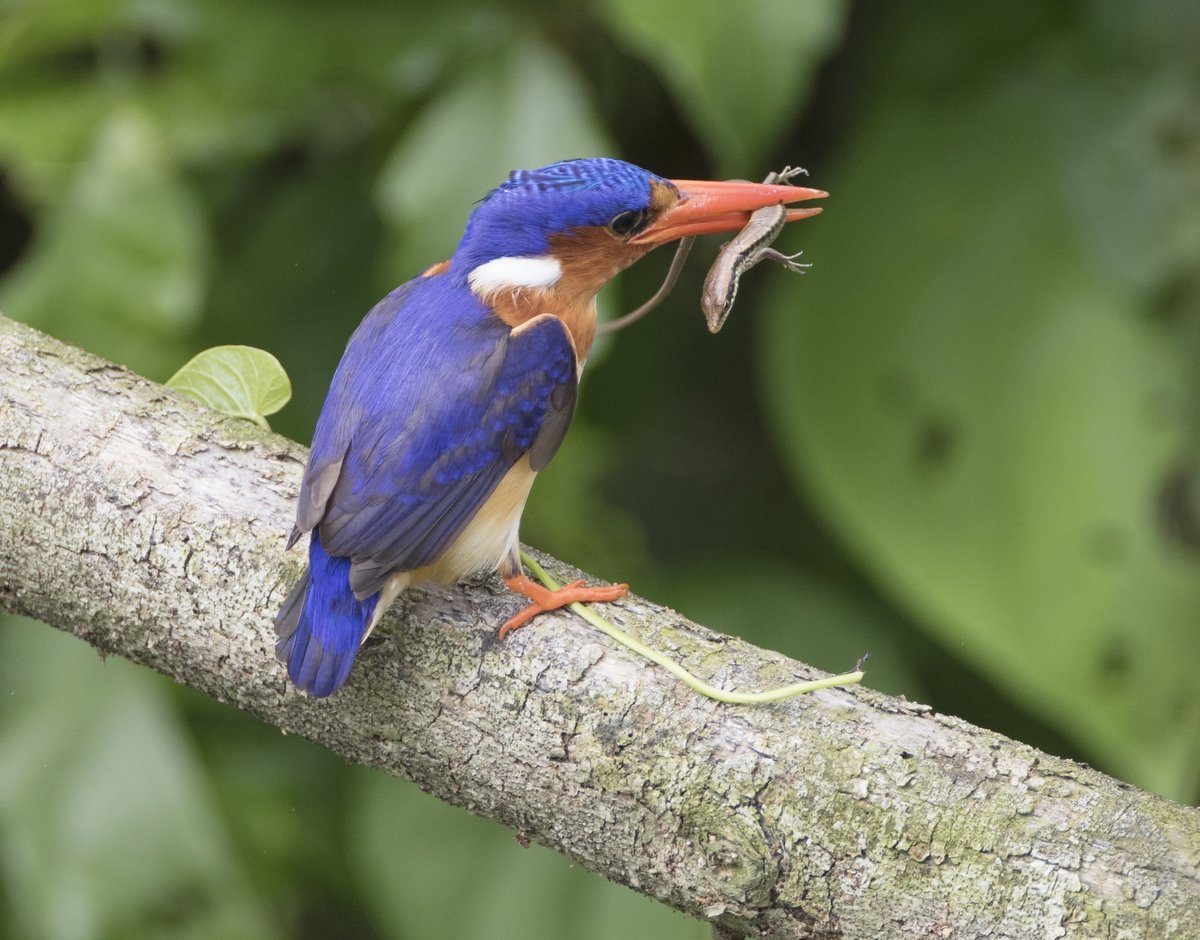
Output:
(499, 572), (629, 639)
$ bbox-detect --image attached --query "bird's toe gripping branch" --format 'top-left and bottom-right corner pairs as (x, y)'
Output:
(499, 572), (629, 639)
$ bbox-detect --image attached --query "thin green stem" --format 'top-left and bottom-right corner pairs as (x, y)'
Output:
(519, 552), (864, 704)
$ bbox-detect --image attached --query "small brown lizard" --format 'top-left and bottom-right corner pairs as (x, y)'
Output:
(700, 166), (811, 333)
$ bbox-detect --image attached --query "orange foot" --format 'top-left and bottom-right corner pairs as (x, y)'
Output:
(499, 572), (629, 639)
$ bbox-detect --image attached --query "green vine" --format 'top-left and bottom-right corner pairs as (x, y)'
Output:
(520, 551), (865, 704)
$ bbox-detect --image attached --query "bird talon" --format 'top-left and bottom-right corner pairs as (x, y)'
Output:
(499, 572), (629, 639)
(498, 606), (540, 640)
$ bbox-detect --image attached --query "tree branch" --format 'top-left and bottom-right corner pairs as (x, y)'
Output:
(1, 314), (1196, 939)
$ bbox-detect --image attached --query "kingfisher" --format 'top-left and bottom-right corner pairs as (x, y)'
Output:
(275, 157), (826, 697)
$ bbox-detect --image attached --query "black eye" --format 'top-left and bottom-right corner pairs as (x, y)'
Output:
(609, 209), (646, 236)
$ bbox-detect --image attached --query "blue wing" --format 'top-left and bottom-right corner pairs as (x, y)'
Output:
(291, 274), (577, 598)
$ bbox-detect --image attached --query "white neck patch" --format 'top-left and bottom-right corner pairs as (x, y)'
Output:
(468, 255), (562, 296)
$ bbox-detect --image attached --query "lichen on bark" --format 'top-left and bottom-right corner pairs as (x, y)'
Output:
(2, 314), (1198, 939)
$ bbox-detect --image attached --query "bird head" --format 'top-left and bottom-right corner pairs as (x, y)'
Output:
(452, 158), (825, 305)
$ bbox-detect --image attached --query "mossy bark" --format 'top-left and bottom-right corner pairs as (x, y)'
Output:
(1, 314), (1197, 938)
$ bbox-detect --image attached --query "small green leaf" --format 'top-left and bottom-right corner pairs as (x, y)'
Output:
(167, 345), (291, 429)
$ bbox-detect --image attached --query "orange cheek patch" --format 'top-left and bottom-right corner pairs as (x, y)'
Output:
(549, 227), (651, 296)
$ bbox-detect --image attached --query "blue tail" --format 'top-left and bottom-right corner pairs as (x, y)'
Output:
(274, 532), (379, 697)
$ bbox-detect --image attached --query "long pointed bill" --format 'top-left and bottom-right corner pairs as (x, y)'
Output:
(631, 178), (827, 245)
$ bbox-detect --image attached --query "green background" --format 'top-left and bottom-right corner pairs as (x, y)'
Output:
(2, 1), (1198, 937)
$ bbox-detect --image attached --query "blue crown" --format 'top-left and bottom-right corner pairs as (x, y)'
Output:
(496, 158), (664, 195)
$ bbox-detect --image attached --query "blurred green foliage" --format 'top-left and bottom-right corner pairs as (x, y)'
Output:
(1, 0), (1198, 937)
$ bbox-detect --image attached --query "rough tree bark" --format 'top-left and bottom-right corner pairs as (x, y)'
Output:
(1, 313), (1197, 939)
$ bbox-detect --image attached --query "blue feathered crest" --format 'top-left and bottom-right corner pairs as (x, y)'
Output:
(496, 158), (662, 195)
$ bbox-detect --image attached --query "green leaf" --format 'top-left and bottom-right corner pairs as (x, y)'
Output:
(598, 0), (847, 172)
(0, 0), (452, 201)
(167, 345), (291, 428)
(758, 59), (1200, 799)
(0, 108), (208, 378)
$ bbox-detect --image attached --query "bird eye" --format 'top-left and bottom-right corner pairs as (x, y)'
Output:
(608, 209), (646, 237)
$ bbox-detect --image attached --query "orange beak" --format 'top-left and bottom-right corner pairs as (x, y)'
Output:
(631, 178), (827, 245)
